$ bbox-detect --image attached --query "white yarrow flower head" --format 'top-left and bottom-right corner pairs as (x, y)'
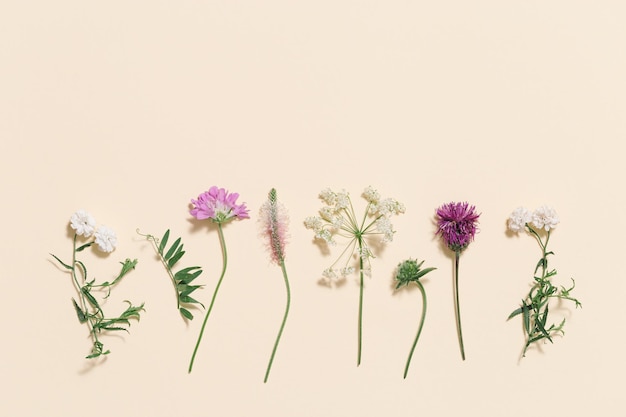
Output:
(532, 206), (559, 231)
(304, 186), (404, 366)
(70, 210), (96, 237)
(94, 226), (117, 253)
(508, 207), (532, 233)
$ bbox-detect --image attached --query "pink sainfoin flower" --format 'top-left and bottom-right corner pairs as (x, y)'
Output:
(435, 201), (480, 252)
(259, 188), (289, 264)
(190, 186), (249, 223)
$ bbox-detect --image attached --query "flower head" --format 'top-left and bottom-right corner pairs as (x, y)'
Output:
(305, 186), (404, 283)
(259, 189), (289, 264)
(94, 226), (117, 253)
(70, 210), (96, 237)
(531, 205), (559, 231)
(435, 201), (480, 252)
(190, 186), (249, 223)
(508, 207), (532, 233)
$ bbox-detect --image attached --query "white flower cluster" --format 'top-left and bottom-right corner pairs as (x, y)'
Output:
(70, 210), (118, 253)
(305, 187), (404, 284)
(508, 205), (560, 233)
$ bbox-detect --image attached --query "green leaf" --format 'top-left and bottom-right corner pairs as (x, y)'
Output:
(179, 295), (201, 305)
(50, 253), (72, 270)
(508, 306), (523, 320)
(414, 267), (437, 280)
(522, 304), (530, 334)
(179, 307), (194, 320)
(81, 287), (100, 310)
(72, 298), (87, 323)
(76, 242), (93, 252)
(167, 249), (185, 269)
(158, 229), (170, 255)
(164, 237), (181, 260)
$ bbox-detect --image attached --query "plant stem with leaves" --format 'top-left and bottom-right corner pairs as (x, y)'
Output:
(508, 225), (581, 356)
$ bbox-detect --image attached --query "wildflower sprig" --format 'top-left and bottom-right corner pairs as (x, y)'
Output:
(507, 206), (581, 357)
(305, 186), (404, 365)
(188, 186), (249, 373)
(136, 229), (205, 320)
(259, 188), (291, 383)
(395, 259), (436, 379)
(51, 210), (144, 359)
(435, 201), (480, 360)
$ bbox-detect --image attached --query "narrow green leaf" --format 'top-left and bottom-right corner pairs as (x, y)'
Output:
(50, 253), (72, 270)
(81, 287), (100, 310)
(508, 307), (523, 320)
(522, 304), (530, 334)
(164, 237), (181, 260)
(414, 267), (437, 280)
(76, 242), (93, 252)
(158, 229), (170, 255)
(168, 249), (185, 269)
(72, 298), (87, 323)
(180, 307), (194, 320)
(179, 295), (201, 305)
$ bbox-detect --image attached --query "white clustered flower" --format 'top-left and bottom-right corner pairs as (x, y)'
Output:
(375, 216), (394, 242)
(340, 266), (355, 277)
(304, 216), (323, 231)
(532, 206), (559, 231)
(508, 207), (532, 233)
(335, 191), (350, 210)
(70, 210), (96, 237)
(322, 268), (337, 280)
(94, 226), (117, 253)
(319, 188), (337, 205)
(362, 186), (380, 204)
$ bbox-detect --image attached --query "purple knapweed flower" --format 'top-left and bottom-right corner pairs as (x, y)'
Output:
(190, 186), (249, 223)
(435, 201), (480, 252)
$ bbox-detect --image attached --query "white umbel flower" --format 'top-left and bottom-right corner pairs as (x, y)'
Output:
(70, 210), (96, 237)
(94, 226), (117, 253)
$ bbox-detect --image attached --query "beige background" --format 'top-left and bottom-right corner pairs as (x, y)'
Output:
(1, 1), (624, 416)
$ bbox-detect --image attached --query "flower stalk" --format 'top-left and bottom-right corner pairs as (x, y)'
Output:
(187, 186), (249, 373)
(395, 259), (436, 379)
(435, 201), (480, 361)
(260, 189), (291, 382)
(305, 187), (404, 366)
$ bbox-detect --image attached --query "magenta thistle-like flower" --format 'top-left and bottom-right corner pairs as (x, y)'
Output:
(259, 189), (289, 264)
(435, 201), (480, 252)
(190, 186), (249, 223)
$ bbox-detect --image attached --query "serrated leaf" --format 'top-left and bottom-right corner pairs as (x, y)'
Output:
(159, 229), (170, 255)
(164, 237), (181, 260)
(180, 307), (194, 320)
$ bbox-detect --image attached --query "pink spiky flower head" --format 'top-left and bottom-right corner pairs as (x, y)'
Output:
(259, 188), (289, 264)
(190, 186), (249, 223)
(435, 201), (480, 252)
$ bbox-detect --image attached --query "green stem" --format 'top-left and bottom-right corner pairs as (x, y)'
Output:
(404, 280), (427, 379)
(357, 238), (364, 366)
(70, 234), (101, 351)
(454, 250), (465, 360)
(188, 223), (228, 373)
(264, 260), (291, 383)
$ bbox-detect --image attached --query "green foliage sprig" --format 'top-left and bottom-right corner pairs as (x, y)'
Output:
(137, 229), (205, 320)
(507, 206), (582, 357)
(52, 211), (144, 359)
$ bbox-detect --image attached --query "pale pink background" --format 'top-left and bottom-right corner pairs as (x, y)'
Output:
(1, 1), (624, 416)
